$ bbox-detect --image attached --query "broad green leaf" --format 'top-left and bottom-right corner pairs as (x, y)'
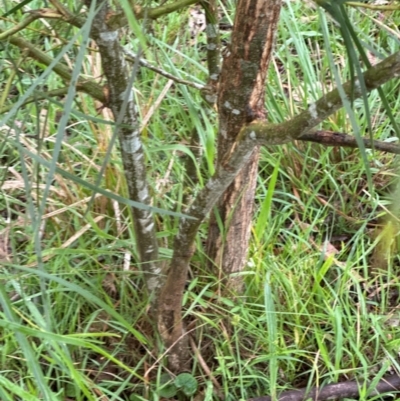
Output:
(174, 373), (198, 396)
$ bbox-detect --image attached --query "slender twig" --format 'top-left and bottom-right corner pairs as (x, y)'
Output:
(247, 374), (400, 401)
(3, 30), (202, 106)
(50, 0), (201, 29)
(300, 130), (400, 154)
(183, 0), (221, 203)
(200, 0), (221, 105)
(1, 3), (205, 94)
(48, 0), (86, 28)
(122, 48), (204, 90)
(346, 2), (400, 11)
(0, 10), (60, 40)
(135, 0), (198, 19)
(189, 336), (221, 391)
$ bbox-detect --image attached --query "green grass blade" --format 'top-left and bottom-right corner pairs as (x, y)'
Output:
(255, 158), (280, 241)
(4, 135), (194, 219)
(264, 271), (278, 400)
(0, 284), (55, 399)
(8, 264), (148, 345)
(319, 9), (373, 190)
(0, 376), (41, 401)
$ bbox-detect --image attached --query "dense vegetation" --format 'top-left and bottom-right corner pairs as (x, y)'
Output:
(0, 0), (399, 400)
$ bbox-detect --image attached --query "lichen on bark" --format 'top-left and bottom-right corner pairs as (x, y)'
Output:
(86, 1), (162, 296)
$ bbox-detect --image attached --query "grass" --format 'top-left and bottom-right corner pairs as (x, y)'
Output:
(0, 0), (400, 400)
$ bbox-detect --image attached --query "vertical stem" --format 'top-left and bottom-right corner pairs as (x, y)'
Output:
(207, 0), (283, 292)
(87, 2), (162, 297)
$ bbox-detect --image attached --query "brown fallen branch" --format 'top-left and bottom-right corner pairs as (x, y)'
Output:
(247, 374), (400, 401)
(300, 130), (400, 154)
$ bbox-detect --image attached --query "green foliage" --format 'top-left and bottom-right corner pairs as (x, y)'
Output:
(158, 374), (179, 398)
(174, 373), (198, 396)
(157, 373), (198, 398)
(0, 0), (399, 399)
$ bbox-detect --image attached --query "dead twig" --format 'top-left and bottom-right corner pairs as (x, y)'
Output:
(247, 375), (400, 401)
(300, 130), (400, 154)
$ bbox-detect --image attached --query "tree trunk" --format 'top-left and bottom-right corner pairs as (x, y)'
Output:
(86, 1), (162, 298)
(207, 0), (282, 291)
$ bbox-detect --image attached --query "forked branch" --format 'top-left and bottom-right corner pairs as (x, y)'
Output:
(160, 48), (400, 372)
(241, 51), (400, 145)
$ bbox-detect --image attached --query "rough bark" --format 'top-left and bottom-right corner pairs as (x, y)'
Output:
(206, 0), (282, 291)
(11, 1), (400, 376)
(157, 46), (400, 373)
(87, 2), (162, 296)
(157, 133), (259, 372)
(300, 130), (400, 154)
(241, 51), (400, 145)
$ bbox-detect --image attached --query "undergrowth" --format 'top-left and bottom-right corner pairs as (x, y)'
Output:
(0, 0), (399, 400)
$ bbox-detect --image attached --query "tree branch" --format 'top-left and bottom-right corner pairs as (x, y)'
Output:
(49, 0), (200, 28)
(3, 5), (204, 93)
(101, 0), (200, 30)
(240, 51), (400, 145)
(199, 0), (220, 105)
(157, 134), (259, 372)
(87, 1), (161, 295)
(5, 35), (106, 103)
(159, 46), (400, 374)
(206, 0), (282, 292)
(122, 48), (203, 90)
(300, 130), (400, 154)
(0, 9), (60, 40)
(247, 374), (400, 401)
(347, 1), (400, 11)
(48, 0), (86, 28)
(135, 0), (199, 20)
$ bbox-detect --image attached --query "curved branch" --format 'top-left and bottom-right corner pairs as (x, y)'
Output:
(159, 49), (400, 372)
(247, 374), (400, 401)
(0, 10), (60, 40)
(300, 130), (400, 154)
(241, 51), (400, 145)
(135, 0), (199, 19)
(157, 134), (259, 372)
(6, 35), (106, 103)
